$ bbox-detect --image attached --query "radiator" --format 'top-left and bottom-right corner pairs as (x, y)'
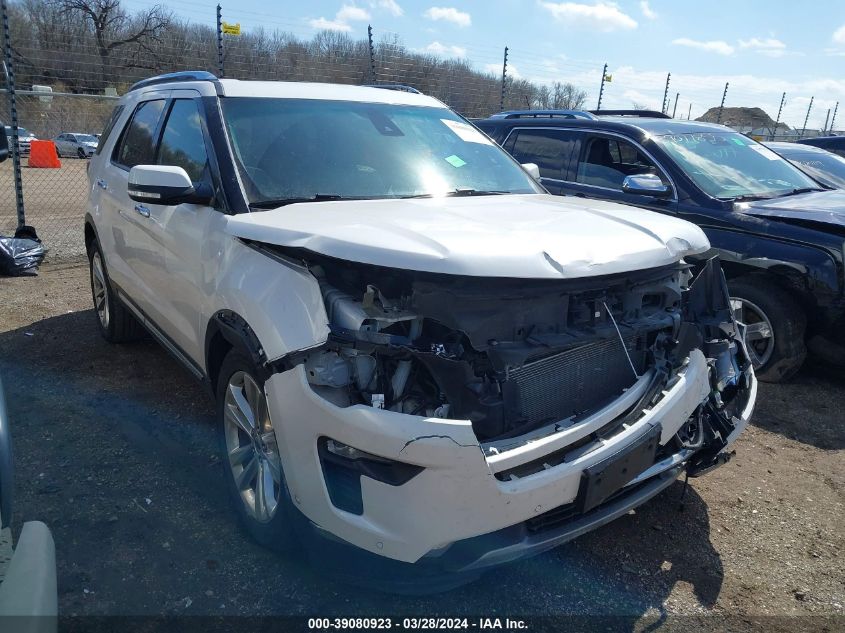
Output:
(507, 334), (646, 424)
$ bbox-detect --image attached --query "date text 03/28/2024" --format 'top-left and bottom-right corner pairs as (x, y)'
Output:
(308, 617), (528, 630)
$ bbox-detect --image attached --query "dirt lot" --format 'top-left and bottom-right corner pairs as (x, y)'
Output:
(0, 262), (843, 630)
(0, 159), (89, 258)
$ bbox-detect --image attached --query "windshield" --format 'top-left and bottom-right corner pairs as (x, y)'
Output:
(221, 98), (541, 205)
(782, 150), (845, 189)
(5, 126), (32, 137)
(76, 134), (98, 143)
(653, 131), (820, 199)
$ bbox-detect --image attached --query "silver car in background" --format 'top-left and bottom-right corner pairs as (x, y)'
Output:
(54, 132), (98, 158)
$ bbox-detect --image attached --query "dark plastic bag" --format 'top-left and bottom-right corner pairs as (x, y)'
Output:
(0, 225), (46, 276)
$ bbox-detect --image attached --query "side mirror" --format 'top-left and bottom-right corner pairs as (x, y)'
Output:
(0, 131), (8, 163)
(622, 173), (672, 198)
(127, 165), (212, 205)
(521, 162), (541, 180)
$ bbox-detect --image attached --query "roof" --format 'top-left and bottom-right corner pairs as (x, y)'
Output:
(476, 114), (732, 137)
(766, 141), (828, 154)
(216, 79), (444, 107)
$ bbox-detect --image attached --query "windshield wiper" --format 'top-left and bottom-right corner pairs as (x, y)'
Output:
(249, 194), (351, 209)
(722, 194), (772, 202)
(400, 188), (511, 199)
(780, 187), (825, 197)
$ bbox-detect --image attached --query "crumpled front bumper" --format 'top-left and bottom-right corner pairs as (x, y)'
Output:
(265, 349), (756, 566)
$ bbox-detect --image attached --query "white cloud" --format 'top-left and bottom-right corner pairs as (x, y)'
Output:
(308, 17), (352, 32)
(336, 5), (371, 21)
(484, 62), (520, 79)
(672, 37), (735, 56)
(739, 37), (786, 57)
(539, 2), (637, 32)
(425, 41), (466, 58)
(834, 24), (845, 44)
(309, 4), (370, 32)
(372, 0), (403, 16)
(639, 1), (656, 19)
(423, 6), (472, 27)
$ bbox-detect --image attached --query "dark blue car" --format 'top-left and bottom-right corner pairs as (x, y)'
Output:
(477, 111), (845, 381)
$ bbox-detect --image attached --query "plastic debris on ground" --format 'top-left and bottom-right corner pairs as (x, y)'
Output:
(0, 226), (46, 276)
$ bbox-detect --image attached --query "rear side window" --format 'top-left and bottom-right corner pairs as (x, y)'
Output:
(95, 105), (124, 155)
(157, 99), (209, 182)
(114, 99), (165, 168)
(508, 129), (576, 179)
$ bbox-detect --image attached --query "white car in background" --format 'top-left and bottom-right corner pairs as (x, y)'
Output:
(82, 72), (756, 580)
(54, 132), (98, 158)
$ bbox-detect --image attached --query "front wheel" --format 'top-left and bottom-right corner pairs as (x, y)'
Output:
(729, 277), (807, 382)
(216, 350), (298, 552)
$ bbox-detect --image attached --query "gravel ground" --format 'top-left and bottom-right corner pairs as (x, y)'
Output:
(0, 160), (89, 258)
(0, 262), (843, 630)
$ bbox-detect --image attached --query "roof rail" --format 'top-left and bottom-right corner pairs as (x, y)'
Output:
(489, 109), (597, 120)
(589, 109), (671, 119)
(128, 71), (219, 93)
(363, 83), (421, 94)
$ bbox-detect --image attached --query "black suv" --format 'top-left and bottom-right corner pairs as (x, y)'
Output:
(797, 135), (845, 158)
(477, 110), (845, 381)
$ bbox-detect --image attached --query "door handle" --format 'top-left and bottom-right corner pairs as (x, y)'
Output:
(134, 204), (151, 218)
(96, 178), (108, 190)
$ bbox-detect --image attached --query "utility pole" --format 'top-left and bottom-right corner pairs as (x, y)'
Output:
(596, 63), (608, 110)
(672, 92), (679, 118)
(772, 92), (785, 141)
(1, 0), (24, 230)
(216, 4), (224, 77)
(801, 96), (814, 138)
(367, 25), (376, 84)
(499, 46), (508, 112)
(831, 102), (839, 134)
(662, 72), (671, 114)
(716, 82), (729, 124)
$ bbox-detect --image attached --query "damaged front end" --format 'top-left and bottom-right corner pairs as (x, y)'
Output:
(259, 245), (755, 565)
(286, 251), (750, 460)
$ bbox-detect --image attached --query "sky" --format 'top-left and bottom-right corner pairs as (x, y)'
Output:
(122, 0), (845, 129)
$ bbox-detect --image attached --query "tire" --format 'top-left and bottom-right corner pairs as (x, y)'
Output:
(87, 238), (145, 343)
(216, 349), (298, 553)
(77, 147), (85, 159)
(729, 277), (807, 382)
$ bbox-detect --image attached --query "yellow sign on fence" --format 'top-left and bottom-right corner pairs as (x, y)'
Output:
(221, 22), (241, 35)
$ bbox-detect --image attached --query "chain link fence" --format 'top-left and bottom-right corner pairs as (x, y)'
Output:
(0, 91), (116, 258)
(1, 0), (843, 261)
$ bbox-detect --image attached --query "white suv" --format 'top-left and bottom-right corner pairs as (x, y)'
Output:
(84, 72), (756, 578)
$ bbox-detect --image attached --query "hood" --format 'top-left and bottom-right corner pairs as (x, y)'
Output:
(739, 190), (845, 228)
(225, 194), (709, 279)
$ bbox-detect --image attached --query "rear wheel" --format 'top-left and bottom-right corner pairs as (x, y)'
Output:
(87, 238), (145, 342)
(216, 350), (298, 552)
(729, 277), (806, 382)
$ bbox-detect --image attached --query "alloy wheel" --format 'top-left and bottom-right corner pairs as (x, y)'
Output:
(223, 371), (282, 523)
(91, 252), (110, 329)
(730, 296), (775, 369)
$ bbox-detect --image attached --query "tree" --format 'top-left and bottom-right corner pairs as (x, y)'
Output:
(53, 0), (171, 89)
(550, 82), (587, 110)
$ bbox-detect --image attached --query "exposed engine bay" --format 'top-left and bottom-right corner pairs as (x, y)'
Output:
(264, 244), (753, 474)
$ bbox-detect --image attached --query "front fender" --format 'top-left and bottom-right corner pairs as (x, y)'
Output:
(204, 239), (329, 364)
(702, 227), (841, 305)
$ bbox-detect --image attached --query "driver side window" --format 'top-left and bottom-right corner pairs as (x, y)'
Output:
(576, 135), (662, 191)
(156, 99), (209, 183)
